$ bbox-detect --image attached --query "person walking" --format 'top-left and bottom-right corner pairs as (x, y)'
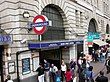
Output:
(49, 64), (58, 82)
(95, 71), (108, 82)
(44, 59), (50, 82)
(61, 60), (67, 82)
(36, 63), (44, 82)
(78, 68), (85, 82)
(105, 56), (110, 74)
(85, 66), (94, 82)
(5, 75), (13, 82)
(65, 68), (72, 82)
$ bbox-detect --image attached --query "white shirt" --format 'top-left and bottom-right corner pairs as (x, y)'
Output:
(61, 64), (66, 72)
(7, 80), (13, 82)
(78, 59), (82, 65)
(50, 66), (58, 73)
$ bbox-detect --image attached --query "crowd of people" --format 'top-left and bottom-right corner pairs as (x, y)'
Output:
(4, 46), (110, 82)
(35, 48), (110, 82)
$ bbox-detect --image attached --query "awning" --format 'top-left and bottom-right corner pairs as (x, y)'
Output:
(93, 39), (108, 46)
(28, 40), (83, 49)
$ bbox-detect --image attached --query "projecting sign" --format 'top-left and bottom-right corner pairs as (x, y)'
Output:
(0, 35), (12, 45)
(32, 15), (51, 35)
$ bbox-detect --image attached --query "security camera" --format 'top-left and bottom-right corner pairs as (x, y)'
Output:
(20, 39), (27, 44)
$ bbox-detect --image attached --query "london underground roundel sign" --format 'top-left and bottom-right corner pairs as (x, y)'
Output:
(33, 15), (49, 35)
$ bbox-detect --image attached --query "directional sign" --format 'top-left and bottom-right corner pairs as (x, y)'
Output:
(31, 21), (49, 27)
(33, 15), (48, 35)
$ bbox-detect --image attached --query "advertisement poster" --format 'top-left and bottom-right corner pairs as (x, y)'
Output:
(8, 62), (15, 74)
(22, 58), (30, 75)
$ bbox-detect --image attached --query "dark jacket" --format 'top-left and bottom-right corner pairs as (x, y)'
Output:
(95, 75), (108, 82)
(36, 67), (44, 76)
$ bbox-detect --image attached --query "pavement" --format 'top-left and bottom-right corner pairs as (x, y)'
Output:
(76, 61), (110, 82)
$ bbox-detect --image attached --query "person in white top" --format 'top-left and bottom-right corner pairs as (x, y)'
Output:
(49, 64), (58, 82)
(5, 75), (13, 82)
(61, 60), (67, 82)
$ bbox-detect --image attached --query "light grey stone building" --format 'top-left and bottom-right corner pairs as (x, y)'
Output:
(0, 0), (110, 82)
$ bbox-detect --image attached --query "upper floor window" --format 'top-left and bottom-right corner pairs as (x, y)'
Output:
(41, 5), (65, 41)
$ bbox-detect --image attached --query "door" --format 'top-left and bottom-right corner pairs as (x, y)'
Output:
(0, 45), (4, 82)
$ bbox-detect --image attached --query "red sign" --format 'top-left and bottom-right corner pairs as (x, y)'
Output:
(87, 42), (93, 47)
(33, 15), (48, 35)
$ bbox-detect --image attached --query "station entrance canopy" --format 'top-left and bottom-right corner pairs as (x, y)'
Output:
(28, 40), (83, 49)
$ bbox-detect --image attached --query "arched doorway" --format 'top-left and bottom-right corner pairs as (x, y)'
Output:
(41, 4), (65, 41)
(88, 18), (98, 54)
(39, 4), (65, 69)
(88, 18), (97, 32)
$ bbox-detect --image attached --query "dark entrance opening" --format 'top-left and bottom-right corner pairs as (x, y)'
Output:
(77, 44), (83, 59)
(89, 43), (99, 55)
(0, 45), (4, 82)
(39, 48), (62, 69)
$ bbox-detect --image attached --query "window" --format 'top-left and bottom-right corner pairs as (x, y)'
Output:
(41, 5), (65, 40)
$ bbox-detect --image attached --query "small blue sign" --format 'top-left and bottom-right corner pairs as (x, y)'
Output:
(31, 21), (49, 27)
(0, 35), (12, 45)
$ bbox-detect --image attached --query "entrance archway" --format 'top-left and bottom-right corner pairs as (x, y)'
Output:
(39, 4), (66, 69)
(88, 18), (97, 32)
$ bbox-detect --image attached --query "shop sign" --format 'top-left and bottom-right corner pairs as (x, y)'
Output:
(87, 32), (100, 42)
(0, 35), (12, 45)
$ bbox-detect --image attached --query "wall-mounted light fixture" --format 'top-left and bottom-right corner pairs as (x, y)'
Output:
(23, 11), (30, 18)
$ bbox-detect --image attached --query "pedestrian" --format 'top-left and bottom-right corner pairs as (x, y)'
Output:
(81, 58), (86, 73)
(44, 59), (50, 82)
(65, 68), (72, 82)
(85, 66), (94, 82)
(36, 63), (44, 82)
(69, 59), (76, 78)
(77, 57), (82, 73)
(105, 56), (110, 74)
(61, 60), (67, 82)
(55, 70), (61, 82)
(5, 75), (13, 82)
(95, 71), (108, 82)
(78, 68), (85, 82)
(49, 64), (58, 82)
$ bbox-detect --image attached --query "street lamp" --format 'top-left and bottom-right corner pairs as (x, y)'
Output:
(23, 11), (30, 18)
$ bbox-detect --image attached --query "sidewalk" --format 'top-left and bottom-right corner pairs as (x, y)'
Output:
(90, 62), (105, 78)
(75, 62), (105, 82)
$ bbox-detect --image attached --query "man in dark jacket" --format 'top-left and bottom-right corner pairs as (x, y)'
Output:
(95, 71), (108, 82)
(105, 56), (110, 74)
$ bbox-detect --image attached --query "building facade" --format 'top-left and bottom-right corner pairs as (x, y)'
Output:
(0, 0), (110, 82)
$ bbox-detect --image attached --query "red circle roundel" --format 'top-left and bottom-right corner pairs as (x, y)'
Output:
(33, 15), (48, 35)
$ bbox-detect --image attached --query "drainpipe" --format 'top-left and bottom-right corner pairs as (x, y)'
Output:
(16, 50), (32, 82)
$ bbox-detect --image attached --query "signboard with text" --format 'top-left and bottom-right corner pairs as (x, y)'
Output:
(32, 15), (51, 35)
(87, 32), (100, 42)
(0, 35), (12, 45)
